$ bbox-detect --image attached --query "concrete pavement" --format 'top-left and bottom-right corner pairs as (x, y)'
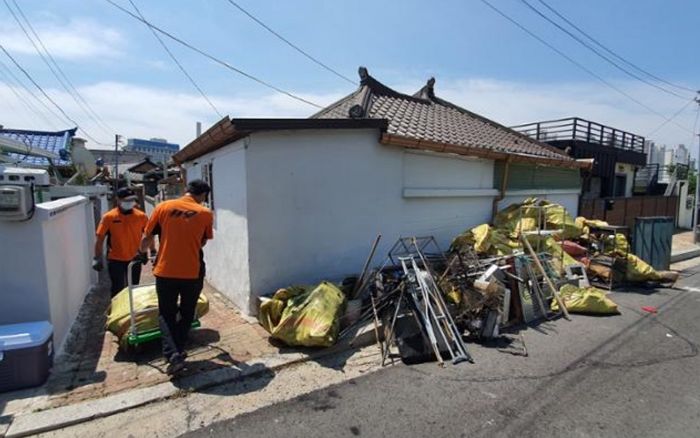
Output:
(671, 230), (700, 263)
(184, 261), (700, 438)
(11, 259), (700, 437)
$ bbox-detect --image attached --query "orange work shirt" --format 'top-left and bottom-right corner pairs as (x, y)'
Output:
(96, 208), (148, 262)
(145, 195), (213, 280)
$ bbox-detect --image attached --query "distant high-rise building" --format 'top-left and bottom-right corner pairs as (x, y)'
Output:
(675, 144), (690, 165)
(124, 138), (179, 162)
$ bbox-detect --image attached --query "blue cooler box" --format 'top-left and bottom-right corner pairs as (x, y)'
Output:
(0, 321), (53, 392)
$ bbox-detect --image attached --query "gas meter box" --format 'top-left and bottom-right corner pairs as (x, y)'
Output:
(0, 185), (33, 220)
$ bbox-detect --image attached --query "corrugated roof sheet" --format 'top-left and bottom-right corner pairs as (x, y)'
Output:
(0, 127), (77, 166)
(311, 68), (571, 162)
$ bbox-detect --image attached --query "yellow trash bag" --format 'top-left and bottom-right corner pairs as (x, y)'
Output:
(258, 281), (346, 348)
(494, 198), (582, 239)
(624, 253), (662, 282)
(551, 284), (620, 315)
(540, 236), (579, 273)
(106, 285), (210, 344)
(540, 200), (583, 240)
(451, 223), (519, 256)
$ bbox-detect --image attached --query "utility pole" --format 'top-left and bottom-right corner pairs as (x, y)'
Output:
(163, 152), (167, 186)
(114, 134), (120, 201)
(693, 94), (700, 243)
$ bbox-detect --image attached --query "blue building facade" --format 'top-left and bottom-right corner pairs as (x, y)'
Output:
(124, 138), (179, 160)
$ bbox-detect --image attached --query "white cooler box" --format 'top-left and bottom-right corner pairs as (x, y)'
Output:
(0, 321), (53, 392)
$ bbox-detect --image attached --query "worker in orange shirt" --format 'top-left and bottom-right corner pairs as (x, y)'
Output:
(94, 187), (151, 297)
(138, 180), (213, 375)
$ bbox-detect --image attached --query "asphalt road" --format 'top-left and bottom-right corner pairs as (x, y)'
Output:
(183, 265), (700, 438)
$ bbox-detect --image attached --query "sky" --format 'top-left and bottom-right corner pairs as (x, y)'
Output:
(0, 0), (698, 153)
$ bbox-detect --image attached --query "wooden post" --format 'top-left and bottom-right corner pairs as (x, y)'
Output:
(521, 235), (571, 320)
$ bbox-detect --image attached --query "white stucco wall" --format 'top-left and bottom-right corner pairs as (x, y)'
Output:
(183, 144), (250, 309)
(41, 197), (96, 350)
(242, 129), (496, 314)
(0, 196), (97, 351)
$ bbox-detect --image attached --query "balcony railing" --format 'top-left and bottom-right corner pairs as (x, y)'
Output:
(511, 117), (646, 153)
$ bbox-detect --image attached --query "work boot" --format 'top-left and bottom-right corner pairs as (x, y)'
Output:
(166, 353), (186, 375)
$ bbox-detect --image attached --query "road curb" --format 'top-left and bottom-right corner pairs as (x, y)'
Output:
(670, 248), (700, 263)
(4, 325), (379, 438)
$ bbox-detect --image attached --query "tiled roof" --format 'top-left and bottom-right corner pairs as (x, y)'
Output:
(311, 68), (571, 162)
(0, 127), (77, 166)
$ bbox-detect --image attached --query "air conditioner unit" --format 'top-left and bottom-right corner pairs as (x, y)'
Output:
(0, 166), (50, 186)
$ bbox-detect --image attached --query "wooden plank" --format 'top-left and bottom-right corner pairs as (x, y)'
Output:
(521, 236), (570, 320)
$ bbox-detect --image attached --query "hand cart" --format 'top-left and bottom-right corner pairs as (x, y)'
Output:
(124, 261), (201, 350)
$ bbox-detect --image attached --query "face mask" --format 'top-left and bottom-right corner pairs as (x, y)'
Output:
(119, 200), (136, 211)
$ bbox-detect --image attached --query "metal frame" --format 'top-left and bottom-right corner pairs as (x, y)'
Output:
(124, 261), (200, 347)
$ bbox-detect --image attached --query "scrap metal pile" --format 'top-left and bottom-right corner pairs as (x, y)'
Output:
(342, 232), (575, 366)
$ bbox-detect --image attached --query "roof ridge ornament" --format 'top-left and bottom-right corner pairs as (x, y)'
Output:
(358, 66), (369, 84)
(425, 77), (436, 99)
(348, 104), (365, 119)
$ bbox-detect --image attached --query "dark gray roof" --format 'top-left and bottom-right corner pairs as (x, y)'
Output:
(311, 67), (571, 162)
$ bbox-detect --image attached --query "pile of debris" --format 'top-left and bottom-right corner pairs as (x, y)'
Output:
(323, 232), (576, 366)
(451, 198), (678, 288)
(258, 198), (677, 367)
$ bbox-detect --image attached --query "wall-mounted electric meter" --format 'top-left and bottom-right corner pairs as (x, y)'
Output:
(0, 185), (34, 221)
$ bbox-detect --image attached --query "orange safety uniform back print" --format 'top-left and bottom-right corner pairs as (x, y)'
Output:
(96, 208), (148, 262)
(145, 196), (213, 280)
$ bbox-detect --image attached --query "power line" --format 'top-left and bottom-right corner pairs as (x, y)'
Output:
(645, 99), (695, 137)
(3, 0), (114, 137)
(0, 63), (58, 128)
(0, 55), (64, 128)
(535, 0), (698, 95)
(519, 0), (691, 101)
(0, 69), (53, 128)
(478, 0), (695, 135)
(223, 0), (356, 85)
(127, 0), (222, 118)
(9, 0), (116, 135)
(106, 0), (323, 109)
(0, 44), (108, 145)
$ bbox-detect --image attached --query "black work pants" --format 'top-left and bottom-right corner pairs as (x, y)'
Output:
(107, 260), (142, 297)
(155, 276), (202, 361)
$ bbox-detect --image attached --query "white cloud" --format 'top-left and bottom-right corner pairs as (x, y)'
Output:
(0, 81), (342, 148)
(0, 18), (125, 60)
(0, 77), (695, 156)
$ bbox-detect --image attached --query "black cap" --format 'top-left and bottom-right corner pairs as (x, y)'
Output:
(116, 187), (136, 199)
(187, 179), (211, 196)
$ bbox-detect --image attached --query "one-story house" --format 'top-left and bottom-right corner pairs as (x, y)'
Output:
(173, 67), (590, 314)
